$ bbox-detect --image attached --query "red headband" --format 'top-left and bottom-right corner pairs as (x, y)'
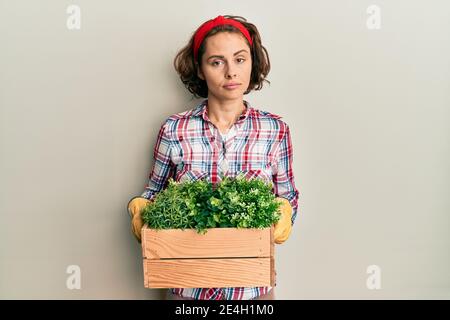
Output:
(193, 15), (253, 62)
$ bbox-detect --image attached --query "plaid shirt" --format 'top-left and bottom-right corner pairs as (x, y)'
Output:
(139, 99), (299, 300)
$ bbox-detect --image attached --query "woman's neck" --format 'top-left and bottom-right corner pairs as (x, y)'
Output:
(206, 97), (246, 132)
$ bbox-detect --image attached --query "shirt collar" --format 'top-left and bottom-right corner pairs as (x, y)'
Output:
(196, 99), (252, 124)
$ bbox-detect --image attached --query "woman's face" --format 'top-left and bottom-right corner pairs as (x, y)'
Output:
(197, 32), (252, 101)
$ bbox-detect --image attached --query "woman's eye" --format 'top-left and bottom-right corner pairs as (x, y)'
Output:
(211, 58), (245, 66)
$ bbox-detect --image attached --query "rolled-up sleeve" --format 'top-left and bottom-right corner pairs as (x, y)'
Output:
(273, 124), (300, 225)
(140, 121), (175, 201)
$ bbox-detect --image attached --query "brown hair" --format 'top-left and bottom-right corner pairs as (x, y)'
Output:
(173, 15), (271, 98)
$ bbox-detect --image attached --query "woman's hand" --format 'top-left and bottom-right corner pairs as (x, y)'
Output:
(127, 197), (151, 243)
(274, 197), (293, 244)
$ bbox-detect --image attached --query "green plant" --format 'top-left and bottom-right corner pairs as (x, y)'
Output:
(141, 173), (282, 234)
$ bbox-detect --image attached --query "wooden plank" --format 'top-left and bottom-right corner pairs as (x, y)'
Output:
(270, 225), (275, 287)
(142, 227), (271, 259)
(144, 257), (271, 288)
(143, 253), (148, 288)
(270, 257), (275, 287)
(270, 225), (274, 258)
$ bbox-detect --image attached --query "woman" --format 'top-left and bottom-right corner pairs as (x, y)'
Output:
(128, 15), (299, 300)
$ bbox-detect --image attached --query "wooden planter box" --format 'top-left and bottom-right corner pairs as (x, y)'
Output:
(142, 225), (275, 288)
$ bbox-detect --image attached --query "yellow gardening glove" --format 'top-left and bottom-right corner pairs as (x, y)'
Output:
(127, 197), (151, 243)
(274, 197), (293, 244)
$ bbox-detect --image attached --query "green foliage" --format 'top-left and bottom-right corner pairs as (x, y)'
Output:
(141, 173), (282, 234)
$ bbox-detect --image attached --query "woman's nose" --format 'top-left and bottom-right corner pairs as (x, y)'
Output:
(226, 65), (237, 78)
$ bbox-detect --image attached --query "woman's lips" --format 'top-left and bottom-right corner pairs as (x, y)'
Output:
(223, 84), (241, 90)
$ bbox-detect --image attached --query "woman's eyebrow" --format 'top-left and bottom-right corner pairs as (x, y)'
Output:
(207, 49), (248, 60)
